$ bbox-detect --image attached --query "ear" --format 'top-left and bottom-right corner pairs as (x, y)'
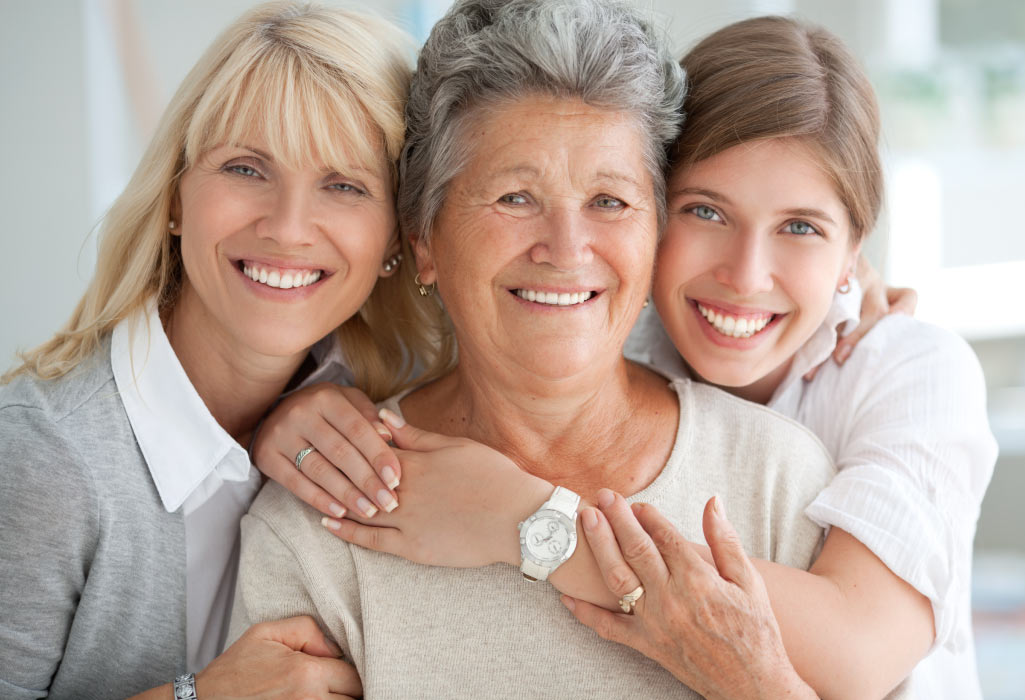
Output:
(840, 241), (862, 287)
(411, 231), (437, 285)
(168, 190), (182, 237)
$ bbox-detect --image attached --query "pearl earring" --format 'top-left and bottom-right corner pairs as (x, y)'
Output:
(383, 253), (402, 273)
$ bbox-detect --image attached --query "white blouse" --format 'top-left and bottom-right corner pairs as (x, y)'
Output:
(111, 301), (353, 672)
(627, 281), (998, 699)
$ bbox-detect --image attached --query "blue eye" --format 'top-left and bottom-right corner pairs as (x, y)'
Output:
(688, 204), (721, 222)
(500, 193), (528, 205)
(594, 196), (625, 210)
(329, 182), (365, 195)
(227, 164), (260, 178)
(785, 221), (819, 236)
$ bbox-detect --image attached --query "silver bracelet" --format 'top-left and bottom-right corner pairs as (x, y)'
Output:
(174, 673), (198, 700)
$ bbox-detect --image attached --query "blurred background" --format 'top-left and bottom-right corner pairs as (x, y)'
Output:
(2, 0), (1022, 695)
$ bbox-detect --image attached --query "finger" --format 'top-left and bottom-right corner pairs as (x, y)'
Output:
(316, 655), (363, 697)
(631, 501), (709, 578)
(701, 496), (756, 590)
(318, 399), (402, 492)
(298, 438), (390, 518)
(250, 615), (340, 658)
(303, 416), (395, 514)
(320, 516), (405, 557)
(561, 595), (637, 648)
(579, 507), (643, 598)
(380, 409), (457, 452)
(339, 386), (387, 435)
(268, 450), (349, 520)
(595, 490), (669, 584)
(802, 361), (823, 382)
(887, 286), (917, 316)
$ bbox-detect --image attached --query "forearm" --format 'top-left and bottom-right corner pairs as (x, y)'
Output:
(127, 684), (174, 700)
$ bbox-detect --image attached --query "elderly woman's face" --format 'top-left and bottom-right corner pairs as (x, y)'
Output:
(416, 97), (657, 379)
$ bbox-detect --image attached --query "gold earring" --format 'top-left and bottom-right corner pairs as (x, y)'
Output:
(414, 272), (435, 297)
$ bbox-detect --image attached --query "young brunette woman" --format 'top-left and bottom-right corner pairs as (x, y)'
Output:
(0, 3), (445, 698)
(251, 14), (994, 700)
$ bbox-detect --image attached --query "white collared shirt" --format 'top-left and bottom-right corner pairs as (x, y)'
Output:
(627, 282), (997, 699)
(110, 302), (353, 672)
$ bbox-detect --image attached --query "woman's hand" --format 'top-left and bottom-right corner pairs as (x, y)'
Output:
(563, 491), (816, 700)
(321, 410), (553, 569)
(198, 616), (362, 699)
(252, 382), (401, 519)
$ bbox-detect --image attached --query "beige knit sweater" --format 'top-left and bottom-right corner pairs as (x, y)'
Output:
(230, 377), (835, 699)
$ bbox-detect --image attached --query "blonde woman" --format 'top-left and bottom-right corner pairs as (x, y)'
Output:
(0, 3), (445, 698)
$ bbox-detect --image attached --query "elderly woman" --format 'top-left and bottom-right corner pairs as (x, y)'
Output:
(230, 1), (833, 697)
(0, 3), (444, 697)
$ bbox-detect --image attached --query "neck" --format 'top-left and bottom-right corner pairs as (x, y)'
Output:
(405, 347), (671, 489)
(164, 288), (306, 447)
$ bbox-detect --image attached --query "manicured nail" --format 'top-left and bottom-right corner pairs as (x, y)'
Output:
(377, 489), (398, 513)
(374, 421), (393, 442)
(835, 344), (852, 364)
(328, 502), (346, 518)
(357, 497), (378, 518)
(560, 595), (576, 612)
(712, 495), (726, 520)
(597, 489), (615, 508)
(378, 408), (405, 429)
(581, 508), (598, 530)
(381, 465), (399, 489)
(321, 516), (342, 531)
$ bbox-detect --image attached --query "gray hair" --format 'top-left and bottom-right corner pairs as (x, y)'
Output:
(398, 0), (686, 244)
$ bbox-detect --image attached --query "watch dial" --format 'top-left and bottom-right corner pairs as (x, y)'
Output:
(524, 515), (570, 562)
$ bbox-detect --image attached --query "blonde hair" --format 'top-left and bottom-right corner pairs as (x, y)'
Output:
(675, 16), (882, 242)
(6, 1), (452, 399)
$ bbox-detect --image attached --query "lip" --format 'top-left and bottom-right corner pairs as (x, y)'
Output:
(230, 256), (330, 300)
(507, 286), (603, 310)
(688, 298), (785, 349)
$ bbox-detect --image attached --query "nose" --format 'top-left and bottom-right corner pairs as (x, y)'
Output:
(713, 230), (774, 296)
(257, 183), (316, 248)
(528, 205), (594, 271)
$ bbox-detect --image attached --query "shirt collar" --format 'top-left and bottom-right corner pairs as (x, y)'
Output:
(298, 332), (355, 390)
(111, 300), (252, 513)
(770, 279), (863, 402)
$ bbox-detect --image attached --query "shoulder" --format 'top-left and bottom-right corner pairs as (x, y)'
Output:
(847, 315), (983, 382)
(674, 377), (834, 466)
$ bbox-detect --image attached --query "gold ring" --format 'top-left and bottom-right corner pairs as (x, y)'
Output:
(619, 585), (644, 614)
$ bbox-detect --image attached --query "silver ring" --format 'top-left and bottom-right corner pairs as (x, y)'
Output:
(295, 446), (315, 471)
(619, 585), (644, 614)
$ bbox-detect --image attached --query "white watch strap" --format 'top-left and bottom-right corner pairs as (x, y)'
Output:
(546, 486), (581, 517)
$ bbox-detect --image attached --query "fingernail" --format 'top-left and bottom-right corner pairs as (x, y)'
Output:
(378, 408), (405, 429)
(712, 495), (726, 520)
(561, 595), (576, 612)
(328, 502), (346, 518)
(357, 497), (378, 517)
(381, 465), (399, 489)
(581, 508), (598, 530)
(836, 344), (852, 364)
(377, 489), (398, 513)
(597, 489), (615, 508)
(631, 502), (644, 514)
(374, 421), (393, 442)
(321, 516), (342, 531)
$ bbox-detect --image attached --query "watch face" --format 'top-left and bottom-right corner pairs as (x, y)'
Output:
(522, 512), (574, 563)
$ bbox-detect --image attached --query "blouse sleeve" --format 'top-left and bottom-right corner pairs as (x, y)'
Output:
(0, 403), (99, 698)
(803, 316), (997, 652)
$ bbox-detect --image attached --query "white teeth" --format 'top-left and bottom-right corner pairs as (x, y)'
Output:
(515, 289), (595, 307)
(697, 303), (773, 339)
(242, 264), (323, 289)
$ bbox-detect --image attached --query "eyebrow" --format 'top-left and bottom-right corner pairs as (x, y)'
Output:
(782, 207), (837, 225)
(490, 165), (643, 189)
(238, 143), (378, 179)
(672, 187), (732, 204)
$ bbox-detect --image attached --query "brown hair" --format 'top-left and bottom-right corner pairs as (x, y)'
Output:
(674, 15), (882, 242)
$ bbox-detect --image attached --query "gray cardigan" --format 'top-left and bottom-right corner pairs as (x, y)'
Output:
(0, 337), (187, 699)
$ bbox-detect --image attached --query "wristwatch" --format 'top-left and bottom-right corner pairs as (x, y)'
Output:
(518, 486), (580, 581)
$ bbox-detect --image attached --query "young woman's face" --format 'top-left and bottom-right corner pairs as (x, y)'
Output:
(654, 138), (860, 401)
(174, 135), (397, 359)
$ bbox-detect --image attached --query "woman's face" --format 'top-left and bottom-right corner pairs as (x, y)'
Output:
(174, 135), (397, 359)
(654, 138), (860, 399)
(416, 97), (657, 381)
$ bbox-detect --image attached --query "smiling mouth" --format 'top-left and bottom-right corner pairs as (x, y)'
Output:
(239, 261), (324, 289)
(696, 302), (778, 339)
(513, 288), (598, 307)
